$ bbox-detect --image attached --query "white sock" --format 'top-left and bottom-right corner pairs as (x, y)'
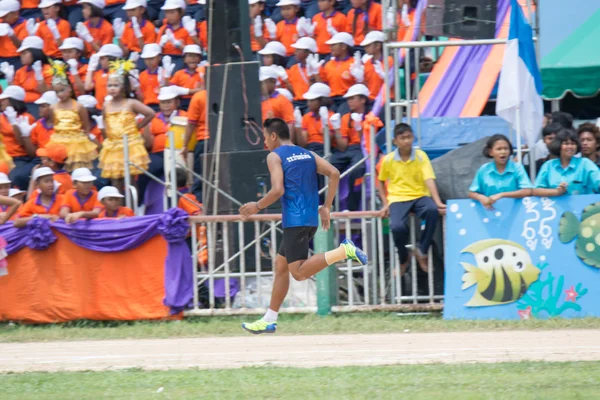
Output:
(263, 309), (278, 323)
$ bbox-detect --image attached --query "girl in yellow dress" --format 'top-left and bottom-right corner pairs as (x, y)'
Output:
(99, 59), (155, 188)
(46, 61), (98, 171)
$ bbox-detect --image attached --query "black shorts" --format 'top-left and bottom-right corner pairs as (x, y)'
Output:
(278, 226), (318, 264)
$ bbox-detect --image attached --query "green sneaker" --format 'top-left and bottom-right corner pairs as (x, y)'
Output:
(241, 318), (277, 335)
(341, 238), (368, 266)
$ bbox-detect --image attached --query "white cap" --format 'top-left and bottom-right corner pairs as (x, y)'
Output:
(303, 83), (331, 100)
(183, 44), (202, 55)
(276, 88), (293, 102)
(39, 0), (62, 8)
(325, 32), (354, 48)
(122, 0), (147, 10)
(71, 167), (97, 182)
(141, 43), (162, 58)
(8, 188), (25, 197)
(98, 186), (124, 201)
(259, 66), (279, 82)
(32, 167), (54, 181)
(59, 37), (85, 51)
(157, 86), (180, 101)
(248, 0), (262, 4)
(17, 36), (44, 53)
(77, 0), (105, 8)
(344, 83), (370, 98)
(161, 0), (186, 10)
(258, 41), (287, 57)
(34, 91), (59, 105)
(97, 44), (123, 58)
(0, 86), (26, 102)
(77, 95), (98, 109)
(360, 31), (385, 47)
(291, 37), (317, 53)
(276, 0), (300, 6)
(0, 0), (20, 18)
(0, 173), (10, 185)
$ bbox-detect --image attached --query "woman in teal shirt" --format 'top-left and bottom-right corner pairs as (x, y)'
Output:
(534, 129), (600, 197)
(469, 135), (533, 208)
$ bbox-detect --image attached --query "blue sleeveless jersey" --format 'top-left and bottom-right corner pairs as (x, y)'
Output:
(273, 145), (319, 228)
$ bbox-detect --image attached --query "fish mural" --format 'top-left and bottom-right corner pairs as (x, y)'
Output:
(460, 239), (541, 307)
(559, 203), (600, 268)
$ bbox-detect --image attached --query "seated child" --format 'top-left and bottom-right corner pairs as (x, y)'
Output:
(36, 144), (73, 195)
(97, 186), (134, 218)
(14, 167), (63, 227)
(59, 167), (103, 224)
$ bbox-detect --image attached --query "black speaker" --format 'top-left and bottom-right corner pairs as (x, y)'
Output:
(438, 0), (497, 39)
(207, 0), (252, 64)
(206, 63), (264, 153)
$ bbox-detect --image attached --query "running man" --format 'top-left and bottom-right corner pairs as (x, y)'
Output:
(240, 118), (368, 334)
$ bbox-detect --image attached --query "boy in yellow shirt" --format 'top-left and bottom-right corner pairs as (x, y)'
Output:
(377, 123), (446, 272)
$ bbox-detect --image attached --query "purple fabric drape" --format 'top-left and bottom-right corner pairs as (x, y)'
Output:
(144, 180), (165, 215)
(0, 208), (193, 314)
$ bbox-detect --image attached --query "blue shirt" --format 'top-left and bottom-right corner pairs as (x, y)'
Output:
(273, 145), (319, 228)
(469, 160), (532, 197)
(534, 157), (600, 195)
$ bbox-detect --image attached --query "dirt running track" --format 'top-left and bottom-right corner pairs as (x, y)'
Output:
(1, 330), (600, 373)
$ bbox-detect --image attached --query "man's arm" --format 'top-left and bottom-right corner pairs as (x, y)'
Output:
(313, 152), (340, 209)
(424, 179), (446, 210)
(240, 152), (284, 217)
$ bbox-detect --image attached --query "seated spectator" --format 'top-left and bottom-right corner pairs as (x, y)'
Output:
(169, 45), (205, 109)
(468, 134), (533, 208)
(13, 36), (52, 115)
(37, 144), (74, 195)
(346, 0), (382, 46)
(59, 38), (87, 97)
(30, 91), (59, 150)
(272, 0), (303, 57)
(250, 0), (271, 54)
(377, 123), (446, 272)
(330, 83), (369, 211)
(76, 0), (114, 56)
(0, 0), (28, 70)
(287, 37), (318, 112)
(181, 88), (208, 200)
(258, 41), (288, 82)
(117, 0), (158, 64)
(534, 129), (600, 197)
(260, 66), (296, 140)
(577, 123), (600, 167)
(361, 31), (393, 100)
(139, 44), (163, 112)
(97, 185), (134, 218)
(13, 167), (63, 227)
(59, 167), (102, 223)
(312, 0), (347, 58)
(298, 82), (335, 156)
(317, 32), (363, 111)
(37, 0), (73, 59)
(85, 44), (124, 109)
(156, 0), (201, 72)
(1, 86), (37, 190)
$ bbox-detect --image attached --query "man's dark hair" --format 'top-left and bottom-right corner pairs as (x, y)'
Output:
(29, 48), (49, 65)
(9, 99), (27, 114)
(549, 128), (581, 156)
(551, 111), (574, 129)
(88, 4), (104, 18)
(542, 122), (562, 137)
(394, 123), (412, 137)
(263, 118), (290, 140)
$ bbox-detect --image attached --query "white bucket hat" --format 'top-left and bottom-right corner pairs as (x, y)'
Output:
(303, 83), (331, 100)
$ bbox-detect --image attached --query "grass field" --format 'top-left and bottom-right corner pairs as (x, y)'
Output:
(3, 313), (600, 343)
(2, 361), (599, 399)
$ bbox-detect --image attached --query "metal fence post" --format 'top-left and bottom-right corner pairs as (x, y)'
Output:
(314, 215), (336, 316)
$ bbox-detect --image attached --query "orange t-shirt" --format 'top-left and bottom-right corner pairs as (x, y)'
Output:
(30, 118), (54, 149)
(340, 113), (362, 146)
(364, 56), (394, 100)
(139, 68), (160, 105)
(92, 69), (109, 109)
(54, 171), (74, 195)
(261, 92), (294, 124)
(197, 20), (208, 50)
(320, 57), (356, 97)
(169, 69), (204, 99)
(149, 110), (187, 153)
(106, 0), (126, 5)
(121, 19), (157, 53)
(84, 19), (114, 56)
(178, 192), (202, 215)
(0, 113), (35, 157)
(312, 11), (348, 55)
(13, 65), (53, 103)
(0, 18), (28, 58)
(302, 110), (335, 145)
(287, 63), (311, 101)
(187, 90), (208, 141)
(156, 24), (194, 56)
(21, 0), (39, 8)
(250, 21), (269, 52)
(98, 206), (135, 218)
(276, 19), (300, 56)
(346, 2), (383, 45)
(38, 18), (73, 58)
(18, 193), (64, 217)
(60, 189), (102, 213)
